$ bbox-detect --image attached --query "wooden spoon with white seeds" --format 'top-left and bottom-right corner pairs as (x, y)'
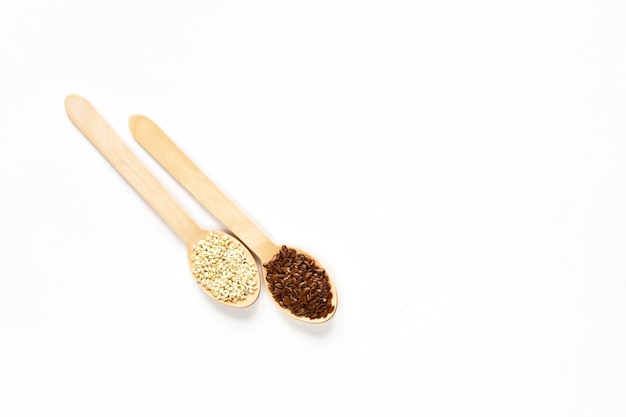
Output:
(128, 115), (338, 323)
(64, 95), (260, 307)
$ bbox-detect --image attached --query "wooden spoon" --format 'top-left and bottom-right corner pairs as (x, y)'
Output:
(128, 115), (338, 323)
(64, 95), (260, 308)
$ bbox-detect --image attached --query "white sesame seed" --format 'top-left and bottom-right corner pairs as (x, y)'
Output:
(190, 231), (258, 303)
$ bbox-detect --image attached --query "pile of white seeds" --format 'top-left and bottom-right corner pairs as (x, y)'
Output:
(190, 232), (258, 303)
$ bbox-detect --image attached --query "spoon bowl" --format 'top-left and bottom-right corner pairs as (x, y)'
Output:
(129, 115), (337, 323)
(65, 95), (260, 308)
(261, 244), (337, 322)
(186, 229), (259, 307)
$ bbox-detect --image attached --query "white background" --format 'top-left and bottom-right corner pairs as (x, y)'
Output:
(1, 1), (625, 416)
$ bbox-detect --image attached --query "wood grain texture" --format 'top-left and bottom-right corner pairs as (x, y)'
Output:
(128, 114), (280, 263)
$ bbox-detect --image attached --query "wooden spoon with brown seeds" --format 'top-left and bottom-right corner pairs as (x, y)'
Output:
(128, 115), (338, 323)
(65, 95), (260, 307)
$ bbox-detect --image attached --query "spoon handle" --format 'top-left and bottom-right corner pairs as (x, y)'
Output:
(65, 95), (203, 246)
(128, 115), (279, 261)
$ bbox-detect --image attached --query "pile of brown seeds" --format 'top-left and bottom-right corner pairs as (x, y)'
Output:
(263, 245), (334, 320)
(191, 232), (258, 303)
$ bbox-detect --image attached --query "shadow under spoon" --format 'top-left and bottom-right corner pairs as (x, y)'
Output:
(64, 95), (260, 308)
(128, 115), (337, 323)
